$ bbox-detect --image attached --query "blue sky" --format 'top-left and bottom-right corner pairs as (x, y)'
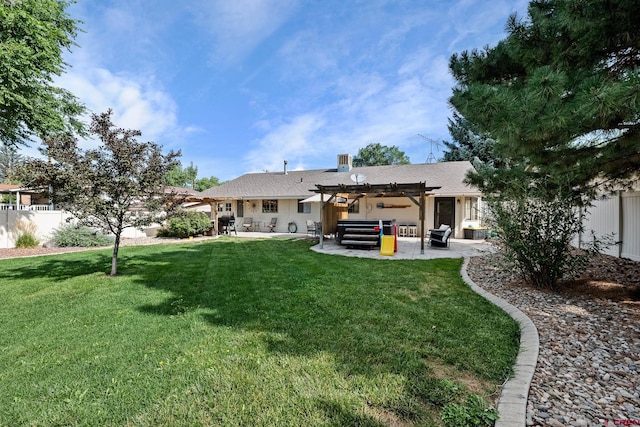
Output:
(50, 0), (528, 181)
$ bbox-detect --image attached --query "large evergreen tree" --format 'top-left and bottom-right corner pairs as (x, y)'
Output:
(450, 0), (640, 192)
(441, 112), (499, 166)
(0, 0), (85, 145)
(447, 0), (639, 288)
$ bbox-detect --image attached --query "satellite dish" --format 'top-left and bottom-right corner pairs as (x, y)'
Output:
(350, 173), (367, 184)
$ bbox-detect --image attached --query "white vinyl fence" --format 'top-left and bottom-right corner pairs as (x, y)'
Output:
(578, 191), (640, 261)
(0, 210), (71, 249)
(0, 210), (155, 249)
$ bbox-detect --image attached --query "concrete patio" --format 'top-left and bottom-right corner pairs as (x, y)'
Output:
(230, 230), (496, 260)
(311, 236), (496, 259)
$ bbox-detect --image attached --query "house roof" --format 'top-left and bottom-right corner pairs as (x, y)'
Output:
(164, 185), (199, 196)
(0, 184), (44, 194)
(198, 161), (480, 200)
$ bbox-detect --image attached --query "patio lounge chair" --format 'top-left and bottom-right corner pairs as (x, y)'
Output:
(266, 217), (277, 232)
(306, 220), (318, 236)
(241, 217), (253, 231)
(428, 225), (451, 248)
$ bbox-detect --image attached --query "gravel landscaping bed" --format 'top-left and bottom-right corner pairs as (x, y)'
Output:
(467, 253), (640, 427)
(0, 236), (217, 259)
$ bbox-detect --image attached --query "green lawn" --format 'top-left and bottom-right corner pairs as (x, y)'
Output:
(0, 237), (519, 426)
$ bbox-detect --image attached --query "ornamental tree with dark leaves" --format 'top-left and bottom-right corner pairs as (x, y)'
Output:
(22, 110), (180, 276)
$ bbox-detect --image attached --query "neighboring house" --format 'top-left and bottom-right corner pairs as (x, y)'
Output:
(0, 184), (52, 211)
(197, 155), (482, 238)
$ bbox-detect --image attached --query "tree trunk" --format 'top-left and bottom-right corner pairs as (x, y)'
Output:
(110, 233), (121, 276)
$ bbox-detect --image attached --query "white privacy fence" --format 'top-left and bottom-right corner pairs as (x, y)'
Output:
(578, 191), (640, 261)
(0, 210), (71, 249)
(0, 210), (154, 248)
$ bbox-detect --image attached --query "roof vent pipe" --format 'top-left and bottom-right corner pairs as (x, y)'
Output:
(284, 160), (288, 175)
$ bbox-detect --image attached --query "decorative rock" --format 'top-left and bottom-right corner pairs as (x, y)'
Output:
(467, 254), (640, 427)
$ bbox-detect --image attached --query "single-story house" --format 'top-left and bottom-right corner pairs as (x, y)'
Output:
(196, 155), (482, 239)
(0, 184), (52, 211)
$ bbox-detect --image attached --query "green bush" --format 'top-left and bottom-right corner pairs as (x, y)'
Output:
(14, 220), (39, 248)
(485, 185), (609, 288)
(161, 210), (211, 238)
(50, 224), (114, 247)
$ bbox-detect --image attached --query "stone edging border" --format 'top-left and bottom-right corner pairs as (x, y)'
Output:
(461, 257), (540, 427)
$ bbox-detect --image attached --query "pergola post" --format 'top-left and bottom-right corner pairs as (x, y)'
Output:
(319, 192), (325, 249)
(419, 190), (426, 254)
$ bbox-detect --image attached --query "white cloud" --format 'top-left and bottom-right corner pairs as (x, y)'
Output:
(244, 50), (455, 172)
(196, 0), (298, 65)
(57, 69), (178, 143)
(244, 114), (326, 173)
(446, 0), (529, 51)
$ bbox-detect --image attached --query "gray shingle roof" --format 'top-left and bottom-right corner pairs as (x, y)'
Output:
(198, 161), (479, 199)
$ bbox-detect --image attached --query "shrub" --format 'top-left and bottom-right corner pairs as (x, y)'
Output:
(162, 210), (211, 238)
(14, 220), (39, 248)
(50, 224), (114, 247)
(482, 175), (609, 289)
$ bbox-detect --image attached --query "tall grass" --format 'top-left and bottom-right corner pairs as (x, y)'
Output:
(13, 219), (39, 248)
(0, 238), (519, 426)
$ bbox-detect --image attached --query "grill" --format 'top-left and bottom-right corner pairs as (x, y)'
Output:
(217, 215), (237, 235)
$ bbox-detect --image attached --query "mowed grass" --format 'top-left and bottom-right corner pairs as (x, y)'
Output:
(0, 237), (519, 426)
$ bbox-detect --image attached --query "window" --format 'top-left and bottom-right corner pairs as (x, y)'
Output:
(217, 202), (232, 212)
(348, 199), (360, 214)
(464, 197), (478, 221)
(262, 199), (278, 213)
(298, 199), (311, 213)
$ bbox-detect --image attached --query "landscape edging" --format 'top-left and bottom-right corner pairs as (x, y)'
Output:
(461, 257), (540, 427)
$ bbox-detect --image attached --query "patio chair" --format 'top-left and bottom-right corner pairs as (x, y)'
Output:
(306, 219), (318, 236)
(428, 225), (452, 248)
(241, 217), (253, 231)
(266, 217), (277, 232)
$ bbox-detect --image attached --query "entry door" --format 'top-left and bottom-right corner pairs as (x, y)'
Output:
(434, 197), (455, 229)
(236, 200), (244, 217)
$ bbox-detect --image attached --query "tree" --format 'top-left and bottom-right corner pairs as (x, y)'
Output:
(21, 110), (180, 276)
(0, 0), (85, 145)
(447, 0), (639, 287)
(441, 113), (499, 167)
(449, 0), (640, 191)
(164, 162), (198, 188)
(194, 176), (221, 191)
(352, 143), (410, 166)
(0, 143), (24, 184)
(164, 163), (221, 191)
